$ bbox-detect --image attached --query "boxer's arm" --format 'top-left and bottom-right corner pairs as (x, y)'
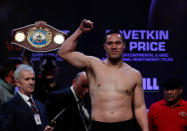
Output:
(58, 19), (94, 69)
(134, 71), (149, 131)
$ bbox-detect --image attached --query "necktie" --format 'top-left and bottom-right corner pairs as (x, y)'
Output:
(79, 101), (89, 126)
(28, 97), (38, 113)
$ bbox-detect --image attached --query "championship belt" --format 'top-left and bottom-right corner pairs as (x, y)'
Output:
(11, 23), (67, 52)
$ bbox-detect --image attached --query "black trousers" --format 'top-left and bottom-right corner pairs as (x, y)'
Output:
(88, 119), (138, 131)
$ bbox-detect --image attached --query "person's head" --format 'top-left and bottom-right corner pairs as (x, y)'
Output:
(14, 64), (35, 97)
(104, 30), (126, 61)
(0, 59), (22, 86)
(73, 72), (89, 100)
(39, 55), (58, 88)
(161, 78), (184, 105)
(40, 55), (57, 78)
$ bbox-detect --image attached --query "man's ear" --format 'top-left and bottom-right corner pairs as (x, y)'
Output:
(9, 69), (14, 77)
(104, 44), (106, 50)
(179, 87), (183, 95)
(73, 80), (76, 88)
(123, 42), (126, 50)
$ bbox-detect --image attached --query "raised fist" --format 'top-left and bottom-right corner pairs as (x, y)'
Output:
(79, 19), (94, 32)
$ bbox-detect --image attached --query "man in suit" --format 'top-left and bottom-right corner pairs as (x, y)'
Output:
(46, 71), (91, 131)
(34, 55), (59, 103)
(0, 64), (53, 131)
(0, 59), (22, 105)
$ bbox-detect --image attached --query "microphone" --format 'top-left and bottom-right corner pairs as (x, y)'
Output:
(50, 108), (66, 127)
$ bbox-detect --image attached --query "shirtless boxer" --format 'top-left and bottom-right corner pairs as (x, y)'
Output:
(58, 19), (149, 131)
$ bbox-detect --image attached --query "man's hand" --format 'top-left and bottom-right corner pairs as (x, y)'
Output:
(44, 125), (54, 131)
(34, 20), (47, 28)
(79, 19), (94, 32)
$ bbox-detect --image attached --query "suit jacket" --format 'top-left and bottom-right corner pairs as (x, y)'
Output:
(46, 87), (91, 131)
(0, 93), (48, 131)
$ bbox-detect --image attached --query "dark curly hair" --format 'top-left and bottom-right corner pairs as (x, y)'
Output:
(0, 59), (22, 79)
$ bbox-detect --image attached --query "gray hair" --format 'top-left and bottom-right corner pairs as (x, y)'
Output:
(74, 71), (86, 81)
(14, 64), (35, 81)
